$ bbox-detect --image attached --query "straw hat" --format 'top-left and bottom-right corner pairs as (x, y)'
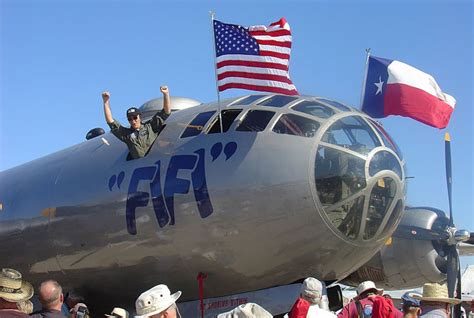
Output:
(135, 284), (181, 318)
(0, 268), (34, 302)
(412, 283), (462, 305)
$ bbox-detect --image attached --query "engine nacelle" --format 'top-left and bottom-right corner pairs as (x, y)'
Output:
(342, 207), (449, 289)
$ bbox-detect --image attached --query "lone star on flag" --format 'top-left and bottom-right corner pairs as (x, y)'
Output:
(374, 76), (384, 95)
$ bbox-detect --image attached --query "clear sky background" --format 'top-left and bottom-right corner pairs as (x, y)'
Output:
(1, 0), (473, 269)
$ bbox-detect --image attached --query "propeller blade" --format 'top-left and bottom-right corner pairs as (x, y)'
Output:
(445, 133), (454, 227)
(446, 245), (458, 298)
(453, 260), (462, 318)
(393, 224), (450, 241)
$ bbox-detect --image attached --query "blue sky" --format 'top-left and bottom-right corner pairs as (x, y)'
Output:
(1, 0), (473, 268)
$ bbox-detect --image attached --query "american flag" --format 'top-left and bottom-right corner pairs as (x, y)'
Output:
(213, 18), (298, 96)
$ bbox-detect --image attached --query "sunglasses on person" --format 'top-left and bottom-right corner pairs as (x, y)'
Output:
(128, 116), (139, 122)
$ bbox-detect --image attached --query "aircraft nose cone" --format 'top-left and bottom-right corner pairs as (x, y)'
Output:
(313, 114), (406, 242)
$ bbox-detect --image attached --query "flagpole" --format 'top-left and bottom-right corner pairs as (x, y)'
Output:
(210, 11), (223, 133)
(359, 48), (371, 109)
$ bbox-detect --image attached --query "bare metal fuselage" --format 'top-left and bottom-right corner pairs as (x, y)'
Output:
(0, 95), (405, 310)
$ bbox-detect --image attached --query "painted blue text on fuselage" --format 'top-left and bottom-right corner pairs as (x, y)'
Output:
(125, 148), (212, 235)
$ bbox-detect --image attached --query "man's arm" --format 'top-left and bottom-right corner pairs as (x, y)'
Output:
(161, 85), (171, 115)
(102, 91), (114, 124)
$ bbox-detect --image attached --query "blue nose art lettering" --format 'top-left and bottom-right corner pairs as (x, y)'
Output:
(192, 149), (213, 218)
(126, 166), (157, 235)
(149, 161), (170, 228)
(164, 155), (198, 225)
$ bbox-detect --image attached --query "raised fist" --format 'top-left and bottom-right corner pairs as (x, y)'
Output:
(160, 86), (169, 95)
(102, 91), (110, 103)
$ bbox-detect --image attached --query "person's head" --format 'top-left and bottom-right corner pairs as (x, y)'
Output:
(126, 107), (141, 130)
(413, 283), (461, 315)
(355, 281), (383, 300)
(401, 292), (421, 318)
(38, 280), (64, 311)
(135, 284), (181, 318)
(70, 302), (90, 318)
(0, 268), (34, 309)
(65, 289), (84, 310)
(300, 277), (323, 305)
(105, 307), (129, 318)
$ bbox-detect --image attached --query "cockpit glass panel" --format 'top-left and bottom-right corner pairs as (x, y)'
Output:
(369, 119), (403, 160)
(257, 95), (298, 107)
(380, 199), (404, 237)
(322, 116), (381, 155)
(273, 114), (320, 138)
(318, 98), (351, 111)
(364, 177), (397, 240)
(326, 196), (365, 240)
(233, 95), (267, 106)
(208, 109), (242, 134)
(236, 110), (275, 132)
(181, 111), (216, 138)
(291, 101), (335, 119)
(315, 146), (366, 205)
(369, 151), (403, 180)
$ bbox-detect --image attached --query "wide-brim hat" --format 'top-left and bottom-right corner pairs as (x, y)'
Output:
(217, 303), (273, 318)
(0, 268), (34, 302)
(135, 284), (181, 318)
(412, 283), (462, 305)
(354, 281), (383, 300)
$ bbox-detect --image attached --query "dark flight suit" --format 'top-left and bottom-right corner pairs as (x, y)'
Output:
(108, 109), (169, 159)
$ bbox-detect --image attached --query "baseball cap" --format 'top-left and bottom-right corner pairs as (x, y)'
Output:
(126, 107), (141, 118)
(401, 292), (421, 307)
(301, 277), (323, 300)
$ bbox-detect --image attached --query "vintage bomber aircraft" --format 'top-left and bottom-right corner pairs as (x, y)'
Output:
(1, 94), (473, 311)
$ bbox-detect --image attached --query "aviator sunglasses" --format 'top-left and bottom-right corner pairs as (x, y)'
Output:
(128, 116), (139, 121)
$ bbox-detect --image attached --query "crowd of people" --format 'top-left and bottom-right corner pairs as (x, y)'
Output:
(1, 266), (472, 318)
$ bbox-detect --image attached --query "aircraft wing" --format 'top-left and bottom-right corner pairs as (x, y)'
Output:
(459, 243), (474, 256)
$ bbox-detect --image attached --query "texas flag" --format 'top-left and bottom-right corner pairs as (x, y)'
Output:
(361, 55), (455, 129)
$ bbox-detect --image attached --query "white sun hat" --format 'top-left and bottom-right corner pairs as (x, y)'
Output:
(355, 281), (383, 300)
(217, 303), (273, 318)
(135, 284), (181, 318)
(301, 277), (323, 301)
(105, 307), (129, 318)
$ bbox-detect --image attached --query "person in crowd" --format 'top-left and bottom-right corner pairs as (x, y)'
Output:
(286, 277), (336, 318)
(337, 281), (383, 318)
(401, 292), (421, 318)
(102, 86), (171, 160)
(69, 303), (89, 318)
(61, 290), (84, 316)
(30, 280), (66, 318)
(0, 268), (34, 318)
(135, 284), (181, 318)
(412, 283), (462, 318)
(217, 303), (273, 318)
(104, 307), (129, 318)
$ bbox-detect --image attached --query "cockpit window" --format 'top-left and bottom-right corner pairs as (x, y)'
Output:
(236, 110), (275, 132)
(291, 101), (335, 119)
(257, 95), (299, 107)
(315, 146), (366, 205)
(273, 114), (320, 138)
(364, 177), (397, 240)
(369, 151), (403, 180)
(322, 116), (381, 155)
(181, 111), (216, 138)
(369, 119), (403, 160)
(232, 95), (267, 106)
(208, 109), (242, 134)
(318, 99), (351, 112)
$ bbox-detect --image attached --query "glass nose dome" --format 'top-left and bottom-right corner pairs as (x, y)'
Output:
(314, 115), (405, 242)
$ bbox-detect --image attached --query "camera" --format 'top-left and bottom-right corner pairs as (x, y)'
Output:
(76, 305), (89, 318)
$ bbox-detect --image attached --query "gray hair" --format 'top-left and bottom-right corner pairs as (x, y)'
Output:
(39, 280), (63, 308)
